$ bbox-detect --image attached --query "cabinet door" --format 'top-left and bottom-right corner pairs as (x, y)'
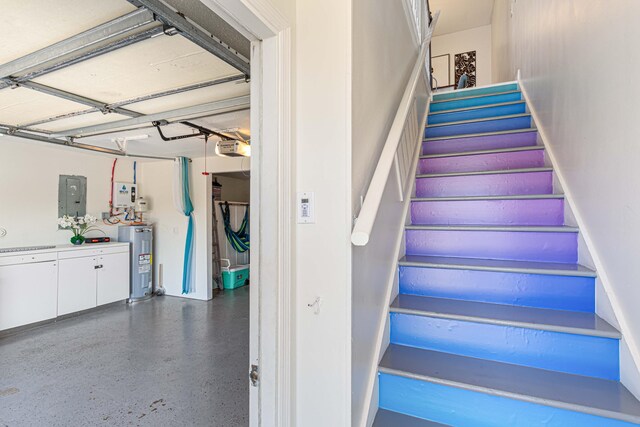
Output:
(96, 252), (129, 305)
(0, 261), (58, 331)
(58, 256), (97, 316)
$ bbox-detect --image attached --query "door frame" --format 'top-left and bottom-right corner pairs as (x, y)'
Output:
(199, 1), (294, 425)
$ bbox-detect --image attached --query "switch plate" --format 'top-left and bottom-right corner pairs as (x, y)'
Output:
(297, 192), (315, 224)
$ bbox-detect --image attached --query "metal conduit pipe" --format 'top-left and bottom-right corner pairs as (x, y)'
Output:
(0, 126), (179, 161)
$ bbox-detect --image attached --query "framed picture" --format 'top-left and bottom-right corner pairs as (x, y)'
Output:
(431, 54), (450, 89)
(454, 50), (477, 88)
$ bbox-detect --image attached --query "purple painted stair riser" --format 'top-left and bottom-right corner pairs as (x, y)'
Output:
(405, 229), (578, 263)
(416, 171), (553, 198)
(419, 150), (545, 174)
(423, 131), (538, 155)
(411, 198), (564, 226)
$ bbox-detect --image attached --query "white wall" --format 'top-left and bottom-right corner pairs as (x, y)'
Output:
(293, 0), (352, 424)
(351, 1), (418, 425)
(0, 136), (136, 248)
(140, 155), (246, 301)
(431, 24), (493, 87)
(490, 0), (640, 398)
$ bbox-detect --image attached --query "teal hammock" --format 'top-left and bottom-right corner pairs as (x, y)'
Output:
(220, 202), (250, 253)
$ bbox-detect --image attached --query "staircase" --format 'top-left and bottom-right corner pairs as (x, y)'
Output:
(372, 83), (640, 426)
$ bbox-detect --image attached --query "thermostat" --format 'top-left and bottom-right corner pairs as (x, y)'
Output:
(297, 192), (315, 224)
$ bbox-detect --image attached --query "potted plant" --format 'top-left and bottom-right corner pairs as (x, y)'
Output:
(57, 214), (103, 245)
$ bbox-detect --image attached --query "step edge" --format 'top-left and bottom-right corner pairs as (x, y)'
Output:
(431, 90), (521, 104)
(378, 366), (639, 424)
(374, 409), (451, 427)
(426, 113), (532, 128)
(389, 302), (620, 339)
(429, 100), (526, 116)
(411, 194), (565, 202)
(405, 225), (578, 233)
(432, 81), (517, 99)
(397, 258), (597, 277)
(420, 145), (544, 159)
(424, 128), (537, 142)
(416, 167), (553, 178)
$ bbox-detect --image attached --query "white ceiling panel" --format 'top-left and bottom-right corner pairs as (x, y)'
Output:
(0, 87), (87, 126)
(431, 0), (495, 36)
(0, 0), (136, 64)
(32, 34), (241, 104)
(125, 80), (250, 114)
(36, 112), (130, 133)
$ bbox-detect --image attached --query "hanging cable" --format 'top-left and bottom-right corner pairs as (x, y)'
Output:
(109, 158), (118, 217)
(202, 135), (210, 176)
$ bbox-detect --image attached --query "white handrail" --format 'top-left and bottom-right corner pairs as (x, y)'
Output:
(351, 12), (438, 246)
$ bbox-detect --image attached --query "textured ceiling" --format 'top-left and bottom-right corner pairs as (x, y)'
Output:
(0, 0), (250, 158)
(431, 0), (495, 36)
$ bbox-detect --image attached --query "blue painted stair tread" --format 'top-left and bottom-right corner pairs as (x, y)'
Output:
(399, 263), (595, 312)
(390, 294), (619, 338)
(379, 344), (640, 425)
(432, 83), (519, 101)
(429, 91), (522, 112)
(399, 254), (597, 277)
(372, 409), (450, 427)
(427, 101), (527, 125)
(424, 115), (532, 139)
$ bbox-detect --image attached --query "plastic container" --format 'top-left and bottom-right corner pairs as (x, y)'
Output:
(221, 260), (250, 290)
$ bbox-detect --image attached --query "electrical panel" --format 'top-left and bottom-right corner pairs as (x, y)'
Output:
(58, 175), (87, 218)
(113, 182), (137, 208)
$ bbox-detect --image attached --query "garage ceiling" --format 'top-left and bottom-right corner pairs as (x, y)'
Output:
(0, 0), (251, 160)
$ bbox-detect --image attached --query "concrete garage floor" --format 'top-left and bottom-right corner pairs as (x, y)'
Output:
(0, 288), (249, 427)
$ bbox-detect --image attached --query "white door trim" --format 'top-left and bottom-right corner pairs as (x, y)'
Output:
(199, 1), (293, 425)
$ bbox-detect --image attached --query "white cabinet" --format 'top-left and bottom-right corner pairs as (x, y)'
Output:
(0, 259), (58, 330)
(0, 243), (130, 332)
(58, 255), (98, 316)
(96, 252), (129, 305)
(58, 248), (130, 315)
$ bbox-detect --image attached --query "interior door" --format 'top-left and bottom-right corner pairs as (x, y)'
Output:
(96, 252), (129, 305)
(58, 256), (97, 315)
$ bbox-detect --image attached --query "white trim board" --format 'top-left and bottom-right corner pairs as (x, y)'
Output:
(517, 74), (640, 399)
(359, 94), (431, 427)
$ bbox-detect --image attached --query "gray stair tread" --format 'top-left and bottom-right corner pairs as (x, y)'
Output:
(390, 295), (619, 338)
(380, 344), (640, 424)
(412, 194), (564, 202)
(431, 90), (521, 104)
(427, 113), (531, 128)
(417, 166), (552, 178)
(428, 100), (526, 116)
(373, 409), (450, 427)
(424, 127), (537, 142)
(399, 255), (597, 277)
(420, 145), (544, 159)
(406, 225), (578, 233)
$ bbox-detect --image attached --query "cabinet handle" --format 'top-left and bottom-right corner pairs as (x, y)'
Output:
(94, 264), (103, 269)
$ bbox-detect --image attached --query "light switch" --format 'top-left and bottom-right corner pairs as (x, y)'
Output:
(297, 192), (315, 224)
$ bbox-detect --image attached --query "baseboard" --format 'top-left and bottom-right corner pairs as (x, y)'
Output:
(517, 75), (640, 400)
(358, 94), (431, 427)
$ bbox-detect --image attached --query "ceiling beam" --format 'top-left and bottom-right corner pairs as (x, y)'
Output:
(0, 9), (157, 81)
(17, 74), (246, 128)
(127, 0), (251, 77)
(15, 81), (142, 117)
(51, 95), (251, 137)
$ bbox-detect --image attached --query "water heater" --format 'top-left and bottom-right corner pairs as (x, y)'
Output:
(118, 225), (153, 302)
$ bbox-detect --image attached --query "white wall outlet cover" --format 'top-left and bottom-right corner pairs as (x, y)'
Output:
(297, 192), (315, 224)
